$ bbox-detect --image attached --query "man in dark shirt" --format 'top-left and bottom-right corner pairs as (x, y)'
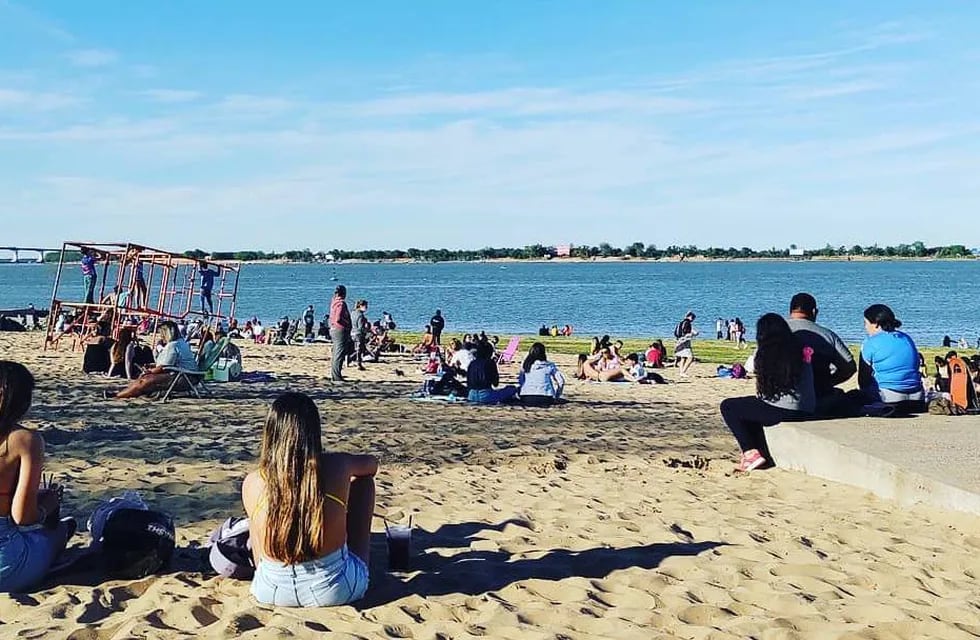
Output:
(303, 305), (316, 340)
(786, 292), (857, 414)
(198, 261), (220, 316)
(430, 309), (445, 345)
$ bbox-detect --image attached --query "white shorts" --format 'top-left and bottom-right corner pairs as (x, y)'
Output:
(675, 349), (693, 359)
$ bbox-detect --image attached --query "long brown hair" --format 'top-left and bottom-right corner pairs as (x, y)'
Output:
(259, 392), (327, 563)
(0, 361), (34, 438)
(111, 327), (135, 364)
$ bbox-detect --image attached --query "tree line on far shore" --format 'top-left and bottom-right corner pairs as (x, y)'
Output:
(45, 241), (975, 264)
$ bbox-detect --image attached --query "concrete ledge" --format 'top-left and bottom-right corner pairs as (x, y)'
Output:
(766, 416), (980, 515)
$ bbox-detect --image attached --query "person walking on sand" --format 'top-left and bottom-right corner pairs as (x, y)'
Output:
(328, 286), (352, 381)
(430, 309), (445, 346)
(674, 312), (698, 377)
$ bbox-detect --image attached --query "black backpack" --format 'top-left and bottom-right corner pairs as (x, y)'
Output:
(99, 508), (176, 579)
(674, 321), (686, 339)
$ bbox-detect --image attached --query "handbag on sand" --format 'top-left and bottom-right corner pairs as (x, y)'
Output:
(208, 517), (254, 579)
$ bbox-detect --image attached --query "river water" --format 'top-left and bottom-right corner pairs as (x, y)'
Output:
(1, 260), (978, 345)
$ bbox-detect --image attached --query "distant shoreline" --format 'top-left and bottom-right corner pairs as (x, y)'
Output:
(4, 255), (977, 267)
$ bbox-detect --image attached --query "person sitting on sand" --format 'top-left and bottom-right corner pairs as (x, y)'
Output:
(466, 341), (518, 404)
(858, 304), (923, 407)
(645, 340), (666, 368)
(518, 343), (565, 407)
(590, 335), (612, 356)
(243, 392), (377, 607)
(109, 321), (199, 399)
(448, 339), (475, 376)
(610, 340), (625, 360)
(413, 326), (435, 355)
(720, 313), (816, 472)
(581, 346), (624, 382)
(573, 354), (589, 380)
(0, 361), (76, 592)
(107, 326), (138, 379)
(622, 353), (667, 384)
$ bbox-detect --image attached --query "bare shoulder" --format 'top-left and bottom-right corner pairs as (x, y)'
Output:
(322, 452), (378, 478)
(241, 470), (264, 512)
(8, 427), (43, 455)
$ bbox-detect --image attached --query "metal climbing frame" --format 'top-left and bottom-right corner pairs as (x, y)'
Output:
(44, 241), (242, 351)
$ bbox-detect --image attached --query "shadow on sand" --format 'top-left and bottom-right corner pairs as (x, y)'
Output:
(362, 520), (724, 607)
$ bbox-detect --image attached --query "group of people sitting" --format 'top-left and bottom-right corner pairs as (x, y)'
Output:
(722, 292), (944, 472)
(571, 335), (668, 384)
(93, 320), (241, 399)
(537, 324), (574, 337)
(417, 336), (565, 406)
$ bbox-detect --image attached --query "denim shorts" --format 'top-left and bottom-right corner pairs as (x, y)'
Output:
(250, 545), (369, 607)
(0, 517), (64, 592)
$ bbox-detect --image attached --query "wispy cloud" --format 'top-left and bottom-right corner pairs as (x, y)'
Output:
(139, 89), (201, 103)
(789, 81), (887, 101)
(66, 48), (118, 68)
(0, 88), (80, 110)
(0, 0), (75, 43)
(354, 88), (706, 118)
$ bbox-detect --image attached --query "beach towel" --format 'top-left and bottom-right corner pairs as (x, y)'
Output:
(409, 394), (468, 403)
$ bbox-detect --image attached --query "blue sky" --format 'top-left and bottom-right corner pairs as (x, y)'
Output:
(1, 1), (977, 252)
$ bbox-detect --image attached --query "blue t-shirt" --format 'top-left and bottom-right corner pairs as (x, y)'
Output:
(861, 330), (921, 393)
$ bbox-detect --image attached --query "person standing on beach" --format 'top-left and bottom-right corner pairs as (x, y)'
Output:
(674, 312), (698, 377)
(329, 285), (352, 381)
(303, 305), (316, 341)
(80, 247), (99, 305)
(430, 310), (445, 346)
(350, 300), (371, 371)
(715, 318), (724, 340)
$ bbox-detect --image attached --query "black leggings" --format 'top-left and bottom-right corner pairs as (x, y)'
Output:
(720, 396), (809, 459)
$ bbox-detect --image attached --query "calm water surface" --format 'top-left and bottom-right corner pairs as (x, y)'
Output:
(1, 261), (978, 345)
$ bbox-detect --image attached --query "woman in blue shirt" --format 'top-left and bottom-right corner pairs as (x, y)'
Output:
(859, 304), (924, 405)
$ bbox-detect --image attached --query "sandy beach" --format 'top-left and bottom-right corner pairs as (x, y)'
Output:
(1, 331), (978, 639)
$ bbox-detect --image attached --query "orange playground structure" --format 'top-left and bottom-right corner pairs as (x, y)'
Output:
(45, 242), (241, 351)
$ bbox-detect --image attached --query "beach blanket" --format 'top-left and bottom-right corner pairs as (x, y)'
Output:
(409, 395), (468, 404)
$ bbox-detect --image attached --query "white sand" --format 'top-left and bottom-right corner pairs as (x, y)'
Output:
(1, 332), (978, 639)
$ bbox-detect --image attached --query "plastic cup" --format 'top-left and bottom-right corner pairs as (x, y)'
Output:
(386, 523), (412, 571)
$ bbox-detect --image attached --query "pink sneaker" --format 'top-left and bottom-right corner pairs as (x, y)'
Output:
(738, 449), (767, 472)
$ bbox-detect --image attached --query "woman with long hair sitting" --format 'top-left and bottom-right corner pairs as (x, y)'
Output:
(0, 361), (75, 592)
(243, 392), (378, 607)
(466, 341), (518, 404)
(720, 313), (815, 472)
(859, 304), (924, 408)
(518, 342), (565, 407)
(109, 320), (198, 399)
